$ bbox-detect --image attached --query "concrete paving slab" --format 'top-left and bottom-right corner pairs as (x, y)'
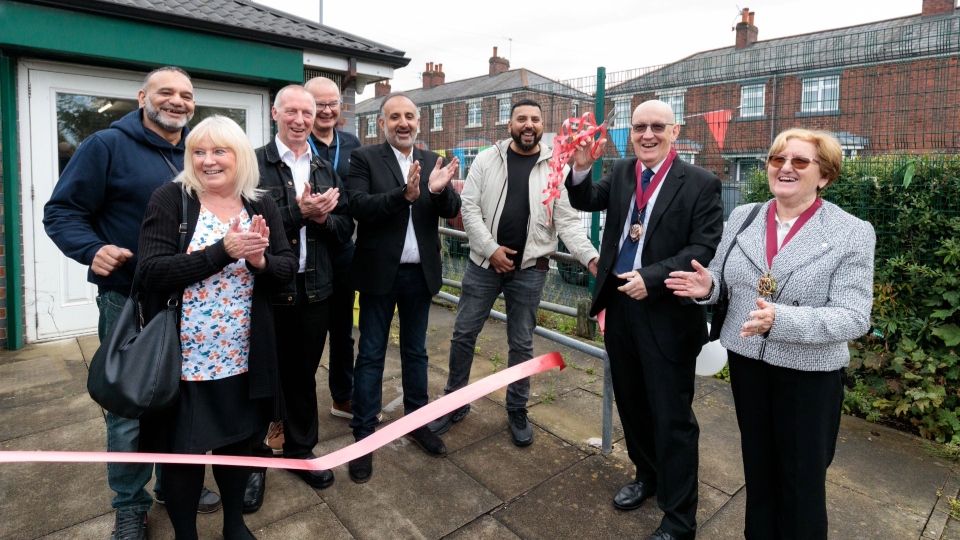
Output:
(697, 488), (745, 540)
(427, 395), (511, 455)
(494, 454), (661, 539)
(76, 335), (99, 364)
(317, 433), (500, 540)
(0, 338), (83, 365)
(39, 513), (114, 540)
(0, 417), (110, 540)
(944, 517), (960, 540)
(0, 392), (103, 441)
(692, 398), (745, 496)
(924, 473), (960, 539)
(527, 388), (622, 452)
(0, 356), (73, 394)
(0, 354), (92, 411)
(252, 505), (352, 540)
(825, 480), (927, 539)
(442, 515), (521, 540)
(830, 416), (953, 517)
(448, 425), (586, 501)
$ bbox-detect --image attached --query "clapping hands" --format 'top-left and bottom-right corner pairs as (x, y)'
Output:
(224, 215), (270, 269)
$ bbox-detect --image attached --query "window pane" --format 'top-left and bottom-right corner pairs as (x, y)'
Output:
(499, 98), (510, 123)
(801, 79), (819, 112)
(433, 107), (442, 130)
(468, 102), (481, 125)
(192, 106), (246, 131)
(740, 85), (764, 117)
(662, 94), (684, 123)
(614, 98), (631, 127)
(823, 77), (839, 111)
(56, 93), (139, 175)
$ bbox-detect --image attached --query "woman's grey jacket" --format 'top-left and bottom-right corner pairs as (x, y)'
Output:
(699, 199), (875, 372)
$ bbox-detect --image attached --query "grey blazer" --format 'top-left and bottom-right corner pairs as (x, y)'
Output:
(700, 199), (876, 371)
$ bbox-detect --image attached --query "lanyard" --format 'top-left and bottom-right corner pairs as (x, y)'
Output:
(765, 198), (822, 268)
(307, 131), (340, 171)
(633, 147), (676, 216)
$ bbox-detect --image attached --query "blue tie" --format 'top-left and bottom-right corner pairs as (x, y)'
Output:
(614, 167), (654, 275)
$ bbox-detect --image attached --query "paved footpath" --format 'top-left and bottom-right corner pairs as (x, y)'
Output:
(1, 301), (959, 539)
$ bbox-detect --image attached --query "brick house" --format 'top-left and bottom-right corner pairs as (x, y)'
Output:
(354, 48), (594, 179)
(606, 0), (960, 184)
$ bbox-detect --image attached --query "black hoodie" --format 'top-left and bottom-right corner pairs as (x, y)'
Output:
(43, 109), (188, 294)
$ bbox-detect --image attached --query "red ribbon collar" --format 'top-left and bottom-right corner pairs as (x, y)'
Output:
(633, 148), (676, 215)
(765, 198), (822, 268)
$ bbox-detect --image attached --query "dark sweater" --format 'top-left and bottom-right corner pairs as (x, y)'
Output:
(137, 182), (297, 404)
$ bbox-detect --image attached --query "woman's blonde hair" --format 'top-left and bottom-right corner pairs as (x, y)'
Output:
(768, 128), (843, 190)
(176, 116), (262, 201)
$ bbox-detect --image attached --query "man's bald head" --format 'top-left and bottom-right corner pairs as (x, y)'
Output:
(305, 77), (343, 140)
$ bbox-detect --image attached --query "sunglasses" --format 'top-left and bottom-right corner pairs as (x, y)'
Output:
(631, 122), (675, 134)
(767, 154), (819, 170)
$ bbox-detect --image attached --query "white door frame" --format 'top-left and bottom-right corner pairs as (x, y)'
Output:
(18, 59), (272, 343)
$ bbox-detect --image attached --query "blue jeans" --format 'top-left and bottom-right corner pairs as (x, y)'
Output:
(350, 265), (432, 440)
(446, 261), (547, 411)
(97, 290), (159, 511)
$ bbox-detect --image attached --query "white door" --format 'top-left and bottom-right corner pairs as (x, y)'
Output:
(21, 62), (270, 342)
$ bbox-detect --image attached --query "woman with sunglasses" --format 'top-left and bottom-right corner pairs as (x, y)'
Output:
(665, 128), (875, 539)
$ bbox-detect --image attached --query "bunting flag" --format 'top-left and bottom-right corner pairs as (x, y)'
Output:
(608, 127), (630, 158)
(702, 110), (733, 150)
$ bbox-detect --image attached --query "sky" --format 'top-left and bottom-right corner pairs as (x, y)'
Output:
(252, 0), (920, 99)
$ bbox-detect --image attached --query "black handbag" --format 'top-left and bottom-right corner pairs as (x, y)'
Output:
(709, 203), (763, 342)
(87, 188), (189, 418)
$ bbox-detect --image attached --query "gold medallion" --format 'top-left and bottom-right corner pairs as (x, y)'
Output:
(629, 222), (642, 242)
(757, 270), (777, 297)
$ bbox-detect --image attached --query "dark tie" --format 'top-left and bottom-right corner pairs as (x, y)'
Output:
(614, 167), (654, 275)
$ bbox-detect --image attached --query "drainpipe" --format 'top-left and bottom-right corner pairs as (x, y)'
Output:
(0, 52), (24, 349)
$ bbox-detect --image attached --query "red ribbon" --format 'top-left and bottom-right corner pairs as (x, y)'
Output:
(633, 147), (676, 217)
(0, 352), (565, 470)
(765, 198), (822, 268)
(542, 112), (610, 224)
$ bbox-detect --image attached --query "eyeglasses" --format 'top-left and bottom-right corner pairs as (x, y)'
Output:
(767, 154), (819, 170)
(315, 101), (341, 111)
(631, 123), (675, 134)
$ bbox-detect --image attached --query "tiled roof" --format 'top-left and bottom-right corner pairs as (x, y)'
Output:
(611, 12), (960, 94)
(28, 0), (408, 66)
(356, 68), (591, 114)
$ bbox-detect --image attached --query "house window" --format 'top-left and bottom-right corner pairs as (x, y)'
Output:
(498, 98), (510, 123)
(740, 84), (765, 117)
(660, 93), (685, 124)
(614, 97), (631, 128)
(801, 76), (839, 113)
(365, 116), (376, 138)
(432, 106), (442, 131)
(734, 158), (763, 181)
(571, 102), (579, 118)
(677, 152), (696, 165)
(467, 100), (482, 127)
(461, 148), (479, 178)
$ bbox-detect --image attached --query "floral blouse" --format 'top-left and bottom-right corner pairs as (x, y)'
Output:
(179, 207), (254, 381)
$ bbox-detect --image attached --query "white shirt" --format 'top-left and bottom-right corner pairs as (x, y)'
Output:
(275, 134), (312, 273)
(571, 158), (671, 271)
(774, 213), (798, 249)
(391, 145), (421, 264)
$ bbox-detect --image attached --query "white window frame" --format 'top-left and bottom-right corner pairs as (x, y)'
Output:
(466, 99), (482, 127)
(677, 152), (696, 165)
(740, 84), (765, 117)
(613, 97), (631, 128)
(657, 90), (686, 125)
(498, 98), (510, 124)
(365, 115), (377, 138)
(432, 105), (442, 131)
(801, 75), (840, 113)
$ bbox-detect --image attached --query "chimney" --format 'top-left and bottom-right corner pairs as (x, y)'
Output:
(375, 80), (391, 97)
(735, 8), (758, 50)
(489, 46), (510, 76)
(922, 0), (956, 18)
(422, 62), (445, 89)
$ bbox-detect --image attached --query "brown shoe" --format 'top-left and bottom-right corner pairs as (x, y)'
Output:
(332, 400), (382, 421)
(265, 421), (284, 456)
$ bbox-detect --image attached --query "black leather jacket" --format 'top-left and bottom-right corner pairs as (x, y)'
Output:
(255, 140), (353, 304)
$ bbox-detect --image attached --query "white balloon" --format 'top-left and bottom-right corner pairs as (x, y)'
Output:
(696, 324), (728, 376)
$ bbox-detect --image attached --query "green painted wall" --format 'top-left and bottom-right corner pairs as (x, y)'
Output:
(0, 0), (304, 85)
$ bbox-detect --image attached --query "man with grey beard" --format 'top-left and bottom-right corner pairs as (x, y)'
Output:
(44, 66), (220, 540)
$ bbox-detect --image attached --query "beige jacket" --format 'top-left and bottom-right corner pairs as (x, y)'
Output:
(461, 139), (599, 270)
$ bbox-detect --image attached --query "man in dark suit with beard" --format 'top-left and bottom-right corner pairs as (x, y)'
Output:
(344, 92), (461, 483)
(566, 100), (724, 540)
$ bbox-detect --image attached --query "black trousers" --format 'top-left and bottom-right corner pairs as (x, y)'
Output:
(728, 351), (845, 540)
(605, 288), (699, 539)
(326, 246), (356, 405)
(273, 273), (330, 458)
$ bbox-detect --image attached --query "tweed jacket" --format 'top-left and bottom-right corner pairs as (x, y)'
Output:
(701, 199), (875, 371)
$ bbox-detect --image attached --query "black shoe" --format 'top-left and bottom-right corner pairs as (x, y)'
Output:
(426, 404), (471, 435)
(647, 527), (684, 540)
(507, 408), (533, 446)
(407, 426), (448, 456)
(111, 508), (147, 540)
(286, 453), (334, 489)
(243, 471), (265, 514)
(613, 479), (657, 511)
(155, 485), (222, 514)
(349, 453), (373, 483)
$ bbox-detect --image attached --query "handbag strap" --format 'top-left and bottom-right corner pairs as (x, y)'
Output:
(718, 202), (764, 292)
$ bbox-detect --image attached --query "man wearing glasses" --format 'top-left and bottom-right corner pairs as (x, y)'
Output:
(566, 100), (724, 540)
